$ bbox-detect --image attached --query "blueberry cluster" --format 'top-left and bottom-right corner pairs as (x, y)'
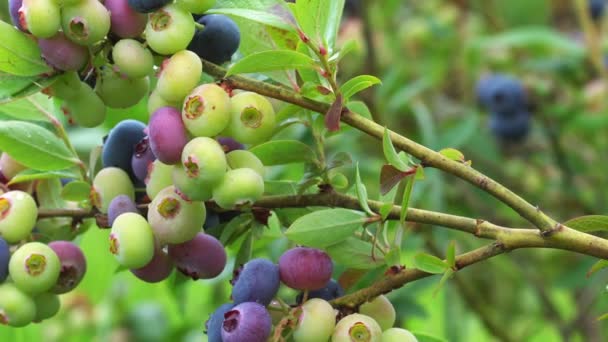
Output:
(476, 74), (531, 142)
(8, 0), (240, 127)
(0, 158), (88, 326)
(0, 232), (86, 325)
(200, 246), (418, 342)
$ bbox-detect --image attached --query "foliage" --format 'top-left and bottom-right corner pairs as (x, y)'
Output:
(1, 0), (608, 341)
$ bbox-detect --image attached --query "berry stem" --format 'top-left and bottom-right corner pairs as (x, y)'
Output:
(200, 59), (557, 233)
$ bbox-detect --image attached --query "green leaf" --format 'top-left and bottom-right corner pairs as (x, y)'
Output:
(8, 169), (78, 185)
(0, 121), (78, 171)
(379, 202), (394, 221)
(88, 145), (102, 180)
(433, 268), (455, 297)
(0, 74), (57, 104)
(0, 21), (53, 76)
(563, 215), (608, 233)
(0, 93), (54, 121)
(355, 163), (374, 216)
(250, 140), (315, 165)
(293, 0), (345, 52)
(285, 209), (367, 247)
(206, 8), (294, 31)
(385, 246), (401, 266)
(346, 100), (373, 120)
(586, 259), (608, 278)
(61, 181), (91, 202)
(264, 180), (298, 196)
(446, 241), (456, 268)
(439, 148), (466, 163)
(235, 232), (254, 267)
(340, 75), (381, 100)
(597, 312), (608, 322)
(383, 128), (409, 171)
(326, 237), (384, 269)
(412, 253), (449, 274)
(220, 214), (252, 245)
(413, 332), (448, 342)
(400, 172), (416, 225)
(327, 151), (352, 169)
(226, 50), (316, 76)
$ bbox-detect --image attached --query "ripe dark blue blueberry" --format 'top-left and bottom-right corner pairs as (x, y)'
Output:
(107, 195), (139, 227)
(590, 0), (605, 21)
(488, 110), (531, 142)
(231, 258), (280, 306)
(476, 74), (527, 115)
(127, 0), (171, 13)
(279, 247), (333, 291)
(296, 279), (344, 303)
(102, 120), (147, 181)
(221, 302), (272, 342)
(168, 233), (227, 280)
(205, 303), (235, 342)
(0, 237), (9, 283)
(131, 137), (156, 183)
(188, 15), (240, 65)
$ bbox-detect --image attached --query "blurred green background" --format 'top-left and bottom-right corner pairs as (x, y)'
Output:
(2, 0), (608, 341)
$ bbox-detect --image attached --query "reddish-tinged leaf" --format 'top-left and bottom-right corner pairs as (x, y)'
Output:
(317, 85), (332, 95)
(325, 94), (343, 132)
(252, 207), (272, 226)
(380, 164), (415, 195)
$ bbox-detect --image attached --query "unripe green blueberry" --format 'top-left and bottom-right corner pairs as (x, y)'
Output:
(112, 39), (154, 78)
(92, 167), (135, 213)
(223, 92), (276, 145)
(181, 137), (227, 185)
(175, 0), (215, 14)
(33, 292), (61, 322)
(145, 4), (195, 55)
(9, 242), (61, 295)
(48, 71), (81, 100)
(332, 313), (382, 342)
(381, 328), (418, 342)
(148, 89), (181, 116)
(0, 190), (38, 244)
(0, 283), (36, 327)
(110, 213), (155, 268)
(226, 150), (265, 177)
(182, 83), (231, 137)
(212, 168), (263, 209)
(64, 82), (107, 128)
(52, 0), (82, 6)
(95, 68), (149, 108)
(293, 298), (336, 342)
(359, 295), (396, 331)
(156, 50), (202, 103)
(20, 0), (61, 38)
(147, 186), (206, 244)
(61, 0), (111, 46)
(145, 160), (173, 200)
(171, 165), (213, 201)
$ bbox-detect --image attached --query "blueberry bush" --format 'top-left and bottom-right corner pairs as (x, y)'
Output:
(0, 0), (608, 341)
